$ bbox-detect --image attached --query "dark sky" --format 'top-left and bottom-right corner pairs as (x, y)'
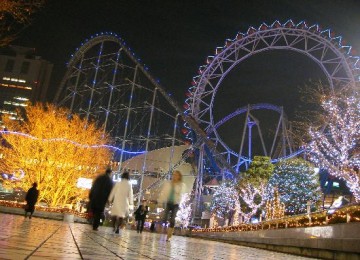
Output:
(12, 0), (360, 153)
(13, 0), (360, 100)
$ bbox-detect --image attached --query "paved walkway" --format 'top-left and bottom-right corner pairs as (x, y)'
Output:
(0, 213), (317, 260)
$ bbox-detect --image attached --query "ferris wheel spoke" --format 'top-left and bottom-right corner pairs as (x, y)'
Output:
(307, 42), (328, 54)
(319, 46), (330, 62)
(322, 57), (343, 64)
(186, 20), (359, 176)
(287, 34), (306, 48)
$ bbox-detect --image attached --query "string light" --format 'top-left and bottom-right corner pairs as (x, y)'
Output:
(210, 181), (238, 225)
(0, 130), (145, 154)
(232, 200), (241, 226)
(175, 193), (192, 228)
(307, 92), (360, 201)
(193, 204), (360, 233)
(237, 156), (274, 223)
(265, 188), (285, 220)
(0, 200), (89, 219)
(267, 158), (322, 215)
(238, 182), (267, 223)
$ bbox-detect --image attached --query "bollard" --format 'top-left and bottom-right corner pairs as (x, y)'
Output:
(63, 213), (74, 223)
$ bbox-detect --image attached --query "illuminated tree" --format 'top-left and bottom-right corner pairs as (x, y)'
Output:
(265, 188), (285, 220)
(210, 181), (238, 223)
(308, 89), (360, 201)
(237, 156), (274, 222)
(0, 103), (111, 207)
(232, 199), (241, 226)
(0, 0), (44, 46)
(175, 193), (192, 228)
(267, 158), (322, 215)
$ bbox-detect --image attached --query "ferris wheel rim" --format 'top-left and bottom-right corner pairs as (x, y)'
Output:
(184, 20), (360, 165)
(187, 20), (359, 116)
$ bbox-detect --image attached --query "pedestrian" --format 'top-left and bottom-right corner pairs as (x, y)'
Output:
(158, 170), (186, 241)
(134, 204), (148, 233)
(150, 221), (156, 232)
(24, 182), (39, 219)
(108, 171), (134, 234)
(89, 168), (113, 231)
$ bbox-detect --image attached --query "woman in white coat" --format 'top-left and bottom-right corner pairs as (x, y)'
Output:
(108, 171), (134, 233)
(158, 170), (185, 241)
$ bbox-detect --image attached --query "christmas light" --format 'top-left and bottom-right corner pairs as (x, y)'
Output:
(0, 103), (111, 207)
(308, 90), (360, 201)
(210, 181), (239, 226)
(232, 200), (241, 226)
(267, 158), (322, 215)
(265, 188), (285, 220)
(0, 130), (145, 154)
(0, 200), (90, 219)
(237, 156), (274, 223)
(175, 193), (192, 228)
(192, 204), (360, 233)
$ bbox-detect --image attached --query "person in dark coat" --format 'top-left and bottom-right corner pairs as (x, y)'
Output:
(134, 204), (148, 233)
(150, 221), (156, 232)
(25, 182), (39, 219)
(89, 168), (113, 231)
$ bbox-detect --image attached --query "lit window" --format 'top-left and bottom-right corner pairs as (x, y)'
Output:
(1, 77), (26, 83)
(0, 83), (31, 90)
(14, 97), (29, 101)
(0, 110), (17, 115)
(3, 101), (28, 107)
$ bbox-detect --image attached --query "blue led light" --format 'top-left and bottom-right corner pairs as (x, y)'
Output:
(0, 131), (145, 155)
(183, 19), (360, 154)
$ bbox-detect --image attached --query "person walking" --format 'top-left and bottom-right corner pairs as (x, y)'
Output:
(89, 168), (113, 231)
(158, 170), (185, 241)
(150, 221), (156, 232)
(134, 204), (148, 233)
(24, 182), (39, 219)
(108, 171), (134, 234)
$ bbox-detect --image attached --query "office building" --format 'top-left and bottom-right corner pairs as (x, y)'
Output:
(0, 45), (53, 122)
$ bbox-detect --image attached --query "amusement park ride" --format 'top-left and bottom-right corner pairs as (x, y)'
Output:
(54, 20), (359, 219)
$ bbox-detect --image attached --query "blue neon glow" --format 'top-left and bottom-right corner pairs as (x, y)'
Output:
(183, 19), (360, 167)
(0, 131), (145, 155)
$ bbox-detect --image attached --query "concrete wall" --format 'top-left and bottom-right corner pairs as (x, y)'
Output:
(188, 223), (360, 260)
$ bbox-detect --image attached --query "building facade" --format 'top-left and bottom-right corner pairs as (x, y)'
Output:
(0, 45), (53, 122)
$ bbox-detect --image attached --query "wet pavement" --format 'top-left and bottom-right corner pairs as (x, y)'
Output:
(0, 213), (317, 259)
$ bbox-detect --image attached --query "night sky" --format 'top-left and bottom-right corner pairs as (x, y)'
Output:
(12, 0), (360, 153)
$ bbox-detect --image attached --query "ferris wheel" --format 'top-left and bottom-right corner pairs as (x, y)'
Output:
(184, 20), (360, 174)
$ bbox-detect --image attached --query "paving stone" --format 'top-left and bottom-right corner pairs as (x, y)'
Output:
(0, 213), (318, 259)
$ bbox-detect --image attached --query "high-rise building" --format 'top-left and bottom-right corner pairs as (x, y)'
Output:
(0, 45), (53, 122)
